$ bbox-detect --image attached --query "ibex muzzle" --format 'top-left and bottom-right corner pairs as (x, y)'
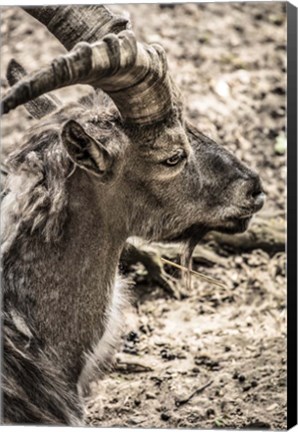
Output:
(177, 124), (265, 239)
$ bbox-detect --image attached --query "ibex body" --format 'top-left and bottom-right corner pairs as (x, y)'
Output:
(1, 5), (265, 425)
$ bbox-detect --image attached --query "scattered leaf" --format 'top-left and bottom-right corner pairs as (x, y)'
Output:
(274, 132), (287, 155)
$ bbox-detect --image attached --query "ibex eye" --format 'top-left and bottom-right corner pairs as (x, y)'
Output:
(164, 150), (186, 166)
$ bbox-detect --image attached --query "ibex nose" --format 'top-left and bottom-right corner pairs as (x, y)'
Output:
(245, 176), (266, 212)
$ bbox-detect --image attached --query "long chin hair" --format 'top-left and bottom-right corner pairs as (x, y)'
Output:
(178, 226), (209, 290)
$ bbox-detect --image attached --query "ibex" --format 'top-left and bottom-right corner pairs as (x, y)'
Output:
(1, 5), (265, 425)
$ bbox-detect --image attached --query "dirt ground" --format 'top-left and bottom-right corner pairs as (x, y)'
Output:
(1, 2), (286, 430)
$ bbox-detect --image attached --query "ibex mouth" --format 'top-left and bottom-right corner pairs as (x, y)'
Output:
(164, 225), (209, 244)
(220, 191), (265, 234)
(219, 215), (253, 234)
(238, 212), (255, 219)
(164, 213), (254, 244)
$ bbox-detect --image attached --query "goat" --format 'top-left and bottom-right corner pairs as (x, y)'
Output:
(1, 5), (265, 425)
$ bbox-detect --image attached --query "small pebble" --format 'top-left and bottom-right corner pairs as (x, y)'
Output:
(160, 349), (176, 361)
(206, 408), (215, 417)
(161, 412), (171, 421)
(146, 392), (156, 400)
(126, 331), (139, 342)
(238, 374), (246, 383)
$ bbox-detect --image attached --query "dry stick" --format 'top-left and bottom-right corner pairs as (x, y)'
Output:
(116, 360), (153, 373)
(175, 380), (213, 407)
(160, 257), (226, 289)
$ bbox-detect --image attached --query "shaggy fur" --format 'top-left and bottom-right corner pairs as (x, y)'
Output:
(2, 129), (70, 251)
(1, 101), (128, 424)
(2, 310), (83, 425)
(78, 275), (130, 396)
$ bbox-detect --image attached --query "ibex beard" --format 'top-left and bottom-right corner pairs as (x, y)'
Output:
(1, 4), (265, 426)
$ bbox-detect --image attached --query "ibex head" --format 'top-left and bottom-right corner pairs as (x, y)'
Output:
(2, 6), (265, 251)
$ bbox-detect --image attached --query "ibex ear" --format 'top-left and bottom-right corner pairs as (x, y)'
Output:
(61, 120), (114, 180)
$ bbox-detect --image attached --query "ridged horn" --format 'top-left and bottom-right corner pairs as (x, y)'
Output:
(1, 30), (174, 125)
(23, 5), (130, 50)
(6, 59), (60, 119)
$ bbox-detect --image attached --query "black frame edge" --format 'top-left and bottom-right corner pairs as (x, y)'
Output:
(287, 1), (298, 430)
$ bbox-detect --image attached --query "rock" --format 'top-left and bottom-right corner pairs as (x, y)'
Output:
(238, 374), (246, 383)
(161, 412), (171, 421)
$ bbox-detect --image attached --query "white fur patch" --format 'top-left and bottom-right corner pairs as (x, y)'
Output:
(78, 274), (129, 397)
(10, 309), (33, 340)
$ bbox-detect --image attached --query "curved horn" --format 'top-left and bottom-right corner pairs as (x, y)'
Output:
(6, 59), (60, 119)
(1, 6), (180, 126)
(23, 5), (130, 50)
(1, 30), (175, 125)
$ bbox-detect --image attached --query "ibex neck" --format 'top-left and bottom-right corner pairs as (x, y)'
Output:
(4, 167), (127, 382)
(65, 168), (128, 284)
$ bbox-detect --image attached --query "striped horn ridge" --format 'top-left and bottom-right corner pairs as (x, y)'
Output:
(1, 6), (181, 126)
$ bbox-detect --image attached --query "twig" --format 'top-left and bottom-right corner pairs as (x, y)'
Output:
(175, 380), (213, 407)
(115, 360), (153, 374)
(161, 257), (226, 289)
